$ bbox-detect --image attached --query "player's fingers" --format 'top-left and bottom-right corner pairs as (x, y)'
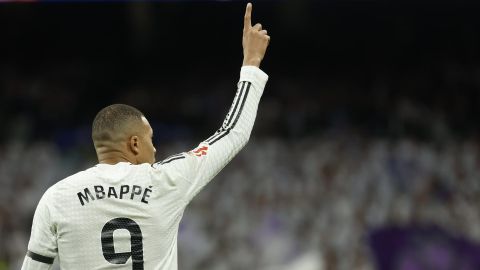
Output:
(252, 23), (262, 31)
(244, 3), (252, 31)
(260, 29), (268, 35)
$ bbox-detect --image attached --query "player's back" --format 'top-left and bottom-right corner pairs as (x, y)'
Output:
(22, 65), (269, 270)
(46, 162), (188, 270)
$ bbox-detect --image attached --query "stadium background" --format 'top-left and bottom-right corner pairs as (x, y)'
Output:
(2, 1), (480, 269)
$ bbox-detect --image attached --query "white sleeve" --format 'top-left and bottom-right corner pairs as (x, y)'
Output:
(21, 189), (57, 270)
(154, 66), (268, 202)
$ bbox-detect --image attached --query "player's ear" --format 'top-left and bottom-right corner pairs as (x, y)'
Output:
(129, 135), (140, 155)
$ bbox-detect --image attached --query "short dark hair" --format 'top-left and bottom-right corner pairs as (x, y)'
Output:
(92, 104), (144, 142)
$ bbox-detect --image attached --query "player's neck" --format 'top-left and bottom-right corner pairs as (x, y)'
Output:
(98, 157), (135, 165)
(96, 145), (136, 165)
(98, 155), (135, 165)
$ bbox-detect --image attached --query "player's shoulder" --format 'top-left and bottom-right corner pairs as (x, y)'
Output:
(34, 166), (96, 207)
(153, 145), (210, 169)
(152, 152), (190, 169)
(151, 152), (199, 185)
(46, 166), (97, 195)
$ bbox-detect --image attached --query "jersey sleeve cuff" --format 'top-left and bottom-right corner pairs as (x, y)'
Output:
(239, 66), (269, 92)
(27, 250), (55, 264)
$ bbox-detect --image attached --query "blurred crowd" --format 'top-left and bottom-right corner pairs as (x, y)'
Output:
(182, 136), (480, 270)
(2, 57), (480, 270)
(2, 128), (480, 269)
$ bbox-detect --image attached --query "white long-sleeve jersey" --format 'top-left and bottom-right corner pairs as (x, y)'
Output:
(21, 66), (268, 270)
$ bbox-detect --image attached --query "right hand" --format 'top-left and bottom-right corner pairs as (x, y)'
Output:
(242, 3), (270, 68)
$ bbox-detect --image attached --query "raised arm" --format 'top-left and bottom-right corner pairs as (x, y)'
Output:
(155, 3), (270, 202)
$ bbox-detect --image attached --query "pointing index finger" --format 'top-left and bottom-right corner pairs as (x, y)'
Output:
(244, 3), (252, 31)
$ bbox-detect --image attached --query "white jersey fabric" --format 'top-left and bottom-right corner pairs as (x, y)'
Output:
(21, 66), (268, 270)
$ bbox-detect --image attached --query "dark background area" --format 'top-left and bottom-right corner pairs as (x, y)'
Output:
(2, 1), (480, 142)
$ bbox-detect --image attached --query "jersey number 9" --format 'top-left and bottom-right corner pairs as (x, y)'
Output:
(101, 217), (144, 270)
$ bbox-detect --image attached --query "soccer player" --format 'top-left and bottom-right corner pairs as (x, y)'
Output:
(21, 3), (269, 270)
